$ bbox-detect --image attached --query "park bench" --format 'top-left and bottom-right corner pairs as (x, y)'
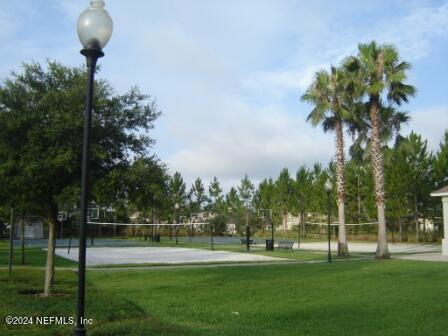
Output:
(277, 240), (294, 252)
(241, 238), (257, 246)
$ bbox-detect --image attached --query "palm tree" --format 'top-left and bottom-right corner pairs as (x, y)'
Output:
(301, 66), (351, 257)
(344, 41), (416, 258)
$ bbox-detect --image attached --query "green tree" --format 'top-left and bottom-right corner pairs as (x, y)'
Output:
(168, 172), (187, 222)
(398, 132), (431, 242)
(301, 66), (352, 255)
(345, 41), (416, 258)
(384, 139), (411, 241)
(0, 61), (160, 295)
(208, 176), (224, 209)
(253, 178), (275, 231)
(274, 168), (295, 231)
(238, 174), (255, 228)
(296, 166), (313, 237)
(190, 177), (207, 212)
(207, 177), (226, 233)
(433, 130), (448, 189)
(127, 157), (169, 221)
(226, 187), (241, 209)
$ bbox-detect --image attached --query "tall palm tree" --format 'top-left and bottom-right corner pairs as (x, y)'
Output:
(301, 66), (351, 257)
(344, 41), (416, 258)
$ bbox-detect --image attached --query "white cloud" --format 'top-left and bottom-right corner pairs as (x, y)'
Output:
(242, 66), (319, 98)
(1, 0), (447, 193)
(373, 2), (448, 60)
(165, 96), (334, 188)
(403, 106), (448, 151)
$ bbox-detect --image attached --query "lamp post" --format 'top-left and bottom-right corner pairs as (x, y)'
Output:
(174, 203), (180, 244)
(259, 209), (273, 251)
(324, 179), (333, 263)
(75, 1), (112, 335)
(8, 208), (14, 276)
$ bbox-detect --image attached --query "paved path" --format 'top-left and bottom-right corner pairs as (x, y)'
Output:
(394, 252), (448, 262)
(55, 246), (287, 266)
(296, 241), (441, 254)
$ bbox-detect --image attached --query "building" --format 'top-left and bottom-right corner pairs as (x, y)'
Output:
(277, 213), (301, 231)
(431, 185), (448, 256)
(15, 216), (44, 239)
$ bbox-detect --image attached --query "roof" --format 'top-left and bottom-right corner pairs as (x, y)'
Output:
(431, 185), (448, 197)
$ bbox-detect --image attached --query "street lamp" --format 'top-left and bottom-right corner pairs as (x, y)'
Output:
(259, 209), (273, 251)
(324, 179), (333, 263)
(75, 1), (112, 335)
(174, 203), (180, 244)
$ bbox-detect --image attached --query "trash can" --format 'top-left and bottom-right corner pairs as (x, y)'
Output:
(155, 233), (161, 242)
(266, 239), (274, 251)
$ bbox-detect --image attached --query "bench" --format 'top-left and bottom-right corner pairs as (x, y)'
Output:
(277, 240), (294, 252)
(241, 238), (257, 246)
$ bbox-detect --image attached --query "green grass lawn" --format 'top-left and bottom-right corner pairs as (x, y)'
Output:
(0, 243), (77, 268)
(2, 259), (448, 335)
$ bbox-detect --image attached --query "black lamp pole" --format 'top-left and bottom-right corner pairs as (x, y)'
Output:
(327, 189), (332, 263)
(74, 47), (104, 336)
(8, 208), (14, 276)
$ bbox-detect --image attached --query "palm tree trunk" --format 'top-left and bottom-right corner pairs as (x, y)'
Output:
(370, 100), (390, 258)
(335, 120), (348, 256)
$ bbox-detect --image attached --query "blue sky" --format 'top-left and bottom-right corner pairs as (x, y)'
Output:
(1, 0), (447, 190)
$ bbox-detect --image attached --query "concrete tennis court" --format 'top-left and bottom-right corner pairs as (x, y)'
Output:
(55, 246), (286, 266)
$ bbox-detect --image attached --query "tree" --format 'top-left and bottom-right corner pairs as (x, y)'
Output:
(127, 157), (169, 221)
(301, 66), (352, 256)
(345, 41), (416, 258)
(433, 130), (448, 190)
(402, 133), (431, 242)
(238, 174), (255, 228)
(168, 172), (187, 222)
(296, 166), (313, 237)
(190, 177), (207, 212)
(226, 187), (241, 210)
(207, 177), (226, 233)
(274, 168), (294, 231)
(253, 178), (275, 232)
(0, 61), (160, 295)
(208, 176), (224, 209)
(384, 138), (412, 241)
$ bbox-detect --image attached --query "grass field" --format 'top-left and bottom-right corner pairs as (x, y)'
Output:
(0, 244), (77, 268)
(2, 257), (448, 336)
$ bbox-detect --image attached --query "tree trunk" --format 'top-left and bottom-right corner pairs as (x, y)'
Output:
(43, 205), (58, 296)
(357, 172), (362, 237)
(414, 190), (419, 243)
(21, 216), (25, 265)
(370, 99), (390, 258)
(335, 120), (349, 256)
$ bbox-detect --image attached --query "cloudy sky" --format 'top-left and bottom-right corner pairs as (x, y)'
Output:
(1, 0), (447, 190)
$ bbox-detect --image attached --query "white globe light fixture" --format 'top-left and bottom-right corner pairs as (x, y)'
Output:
(77, 0), (113, 53)
(324, 179), (333, 193)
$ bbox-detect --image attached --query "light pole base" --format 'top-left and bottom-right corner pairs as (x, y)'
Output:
(74, 327), (86, 336)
